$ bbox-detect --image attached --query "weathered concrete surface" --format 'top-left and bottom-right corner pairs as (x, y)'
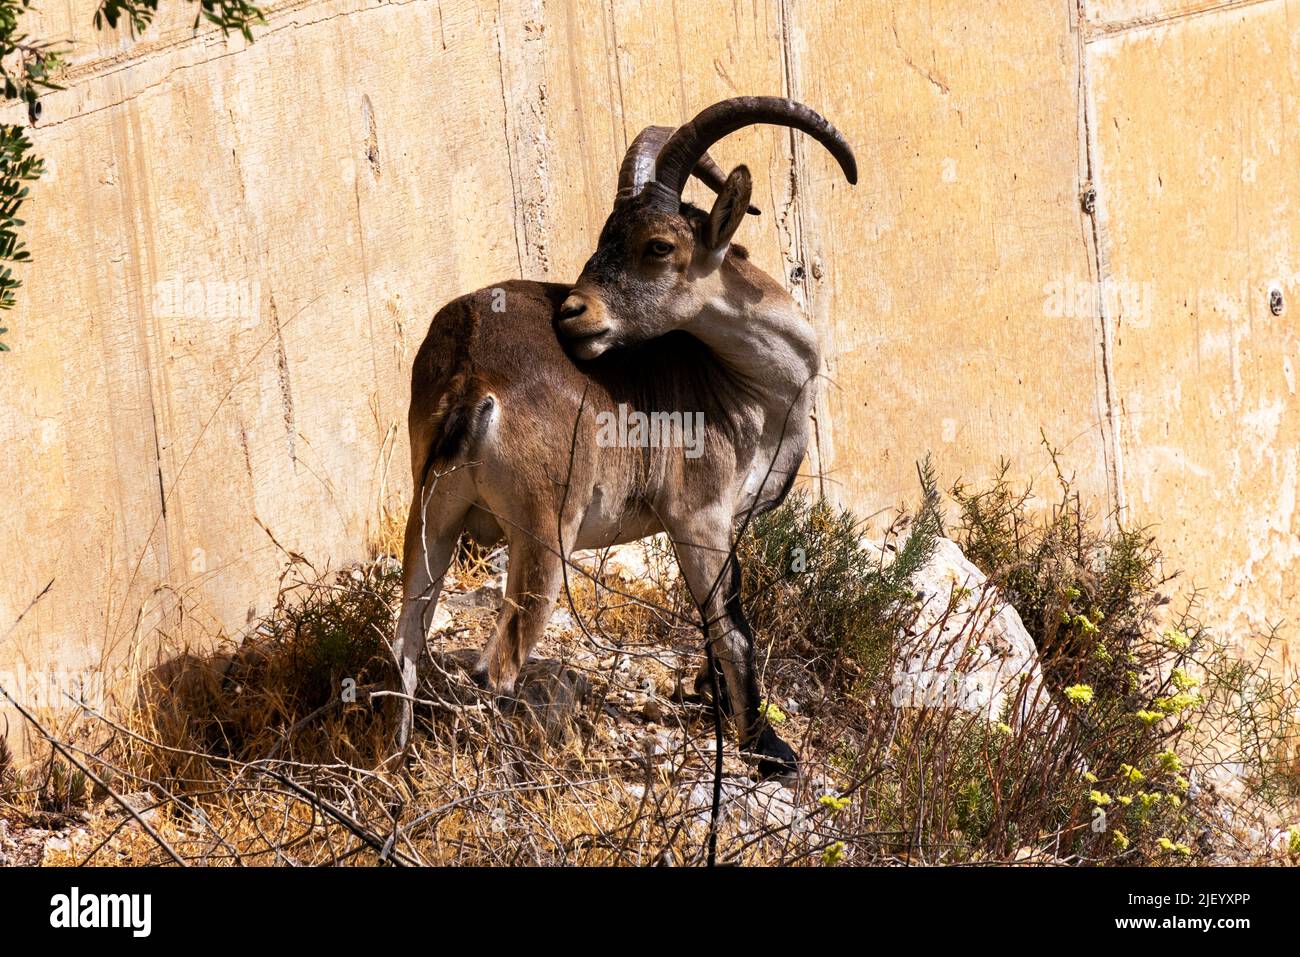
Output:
(1, 0), (1297, 748)
(791, 1), (1113, 511)
(1084, 0), (1300, 654)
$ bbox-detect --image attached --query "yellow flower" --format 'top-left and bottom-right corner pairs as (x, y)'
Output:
(759, 700), (787, 724)
(1288, 826), (1300, 857)
(822, 841), (845, 866)
(995, 722), (1013, 736)
(1155, 691), (1203, 714)
(1072, 614), (1099, 635)
(1159, 832), (1190, 858)
(1137, 791), (1161, 811)
(1113, 830), (1130, 850)
(1167, 794), (1182, 809)
(818, 794), (851, 812)
(1117, 795), (1133, 806)
(1083, 771), (1098, 784)
(1065, 684), (1094, 706)
(1163, 629), (1192, 651)
(1119, 763), (1146, 784)
(1170, 668), (1197, 692)
(1173, 775), (1190, 793)
(1135, 709), (1166, 726)
(1089, 790), (1112, 806)
(1157, 749), (1183, 773)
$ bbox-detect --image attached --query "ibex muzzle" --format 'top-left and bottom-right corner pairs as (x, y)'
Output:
(394, 96), (856, 777)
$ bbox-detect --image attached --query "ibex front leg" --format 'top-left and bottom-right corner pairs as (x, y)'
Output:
(670, 512), (797, 779)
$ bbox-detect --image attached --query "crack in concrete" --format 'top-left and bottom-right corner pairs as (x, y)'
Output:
(1075, 0), (1127, 519)
(775, 0), (838, 506)
(34, 0), (426, 130)
(1084, 0), (1279, 41)
(269, 295), (298, 467)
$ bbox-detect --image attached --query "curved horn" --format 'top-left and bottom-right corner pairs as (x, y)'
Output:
(617, 125), (761, 214)
(647, 96), (857, 211)
(617, 126), (674, 199)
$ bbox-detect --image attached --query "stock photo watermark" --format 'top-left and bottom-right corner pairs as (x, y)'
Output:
(152, 277), (262, 327)
(1043, 273), (1154, 322)
(49, 887), (151, 938)
(595, 404), (706, 459)
(0, 666), (105, 713)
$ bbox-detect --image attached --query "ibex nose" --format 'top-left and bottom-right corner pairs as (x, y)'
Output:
(559, 295), (587, 320)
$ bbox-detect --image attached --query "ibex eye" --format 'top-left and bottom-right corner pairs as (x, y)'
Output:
(647, 240), (674, 257)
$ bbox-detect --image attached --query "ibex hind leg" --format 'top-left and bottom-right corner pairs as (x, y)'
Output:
(392, 468), (475, 751)
(473, 531), (566, 697)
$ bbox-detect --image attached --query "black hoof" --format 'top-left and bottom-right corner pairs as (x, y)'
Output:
(754, 727), (799, 780)
(470, 668), (491, 690)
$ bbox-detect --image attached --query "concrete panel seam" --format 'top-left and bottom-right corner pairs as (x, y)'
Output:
(776, 0), (838, 506)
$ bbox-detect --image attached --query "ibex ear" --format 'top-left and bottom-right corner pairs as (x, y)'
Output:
(705, 165), (752, 253)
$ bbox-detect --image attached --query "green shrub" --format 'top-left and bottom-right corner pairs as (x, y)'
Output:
(738, 458), (942, 684)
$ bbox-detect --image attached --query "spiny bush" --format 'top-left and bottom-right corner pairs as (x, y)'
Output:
(266, 563), (398, 709)
(1196, 630), (1300, 808)
(948, 452), (1179, 815)
(945, 444), (1299, 861)
(952, 453), (1168, 706)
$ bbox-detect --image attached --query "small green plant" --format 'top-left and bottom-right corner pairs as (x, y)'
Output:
(0, 731), (16, 803)
(39, 757), (87, 814)
(758, 700), (787, 724)
(252, 562), (398, 713)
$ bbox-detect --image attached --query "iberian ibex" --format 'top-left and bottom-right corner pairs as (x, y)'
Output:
(394, 97), (856, 776)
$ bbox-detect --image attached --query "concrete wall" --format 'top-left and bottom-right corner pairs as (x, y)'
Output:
(2, 0), (1296, 740)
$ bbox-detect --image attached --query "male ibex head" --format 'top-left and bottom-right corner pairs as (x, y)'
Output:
(394, 96), (856, 777)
